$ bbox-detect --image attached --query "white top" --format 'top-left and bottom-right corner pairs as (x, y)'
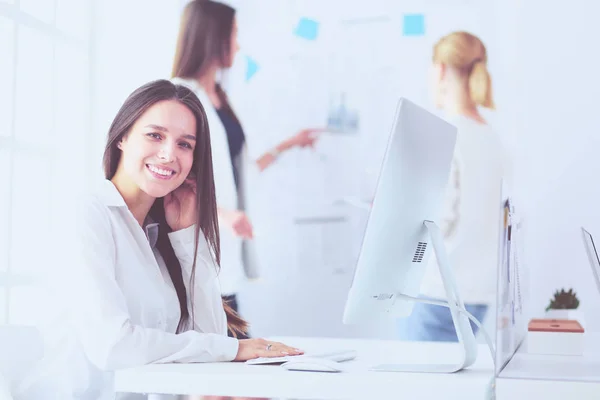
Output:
(420, 115), (511, 305)
(171, 77), (261, 296)
(16, 180), (239, 400)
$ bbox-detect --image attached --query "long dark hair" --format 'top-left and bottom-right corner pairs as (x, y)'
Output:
(103, 79), (247, 336)
(171, 0), (240, 125)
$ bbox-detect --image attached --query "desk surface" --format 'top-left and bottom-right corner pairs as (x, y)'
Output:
(115, 336), (494, 399)
(496, 334), (600, 399)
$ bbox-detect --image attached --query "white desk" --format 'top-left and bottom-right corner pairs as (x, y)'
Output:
(115, 337), (494, 399)
(496, 334), (600, 399)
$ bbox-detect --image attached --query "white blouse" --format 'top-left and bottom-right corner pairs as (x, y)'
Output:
(17, 180), (239, 399)
(171, 77), (261, 296)
(419, 115), (512, 305)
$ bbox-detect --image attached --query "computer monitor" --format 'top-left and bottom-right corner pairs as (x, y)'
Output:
(581, 227), (600, 295)
(342, 98), (478, 373)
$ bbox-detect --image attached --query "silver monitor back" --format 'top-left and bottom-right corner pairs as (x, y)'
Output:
(343, 98), (457, 324)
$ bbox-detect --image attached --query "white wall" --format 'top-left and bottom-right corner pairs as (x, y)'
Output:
(88, 0), (503, 339)
(0, 0), (92, 326)
(230, 0), (500, 338)
(496, 0), (600, 329)
(234, 0), (600, 337)
(91, 0), (180, 179)
(88, 0), (600, 339)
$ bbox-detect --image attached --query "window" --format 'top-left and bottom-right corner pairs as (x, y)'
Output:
(0, 0), (91, 325)
(0, 16), (14, 138)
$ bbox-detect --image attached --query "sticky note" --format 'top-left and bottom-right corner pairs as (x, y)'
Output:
(403, 14), (425, 36)
(245, 56), (259, 81)
(294, 17), (319, 40)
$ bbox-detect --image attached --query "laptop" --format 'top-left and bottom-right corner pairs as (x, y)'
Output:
(581, 227), (600, 294)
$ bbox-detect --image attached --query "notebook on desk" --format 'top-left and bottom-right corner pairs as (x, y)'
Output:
(245, 349), (357, 365)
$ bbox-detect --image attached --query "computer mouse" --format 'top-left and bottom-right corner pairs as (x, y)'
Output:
(281, 357), (344, 373)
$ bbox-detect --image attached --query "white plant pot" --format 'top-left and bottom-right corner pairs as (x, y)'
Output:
(545, 309), (586, 327)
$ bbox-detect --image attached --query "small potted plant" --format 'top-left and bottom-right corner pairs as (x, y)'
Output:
(545, 288), (582, 322)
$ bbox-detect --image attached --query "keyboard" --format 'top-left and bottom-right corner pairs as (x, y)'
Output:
(245, 349), (357, 365)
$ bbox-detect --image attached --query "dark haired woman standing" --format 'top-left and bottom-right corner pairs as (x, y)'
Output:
(171, 0), (323, 335)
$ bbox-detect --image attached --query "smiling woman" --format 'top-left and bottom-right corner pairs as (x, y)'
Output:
(15, 79), (303, 400)
(112, 102), (197, 217)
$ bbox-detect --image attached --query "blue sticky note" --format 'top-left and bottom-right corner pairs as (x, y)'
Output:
(245, 56), (259, 81)
(403, 14), (425, 36)
(294, 17), (319, 41)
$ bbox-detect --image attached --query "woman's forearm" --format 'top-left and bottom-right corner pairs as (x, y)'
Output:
(255, 138), (294, 172)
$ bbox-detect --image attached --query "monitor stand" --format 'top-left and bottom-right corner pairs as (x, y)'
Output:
(371, 220), (478, 373)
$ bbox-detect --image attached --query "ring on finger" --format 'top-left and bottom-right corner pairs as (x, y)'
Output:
(266, 343), (272, 351)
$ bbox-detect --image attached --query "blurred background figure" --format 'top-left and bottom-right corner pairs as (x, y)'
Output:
(398, 31), (512, 342)
(171, 0), (322, 338)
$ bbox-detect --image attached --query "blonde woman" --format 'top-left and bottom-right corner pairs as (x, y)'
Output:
(399, 31), (512, 342)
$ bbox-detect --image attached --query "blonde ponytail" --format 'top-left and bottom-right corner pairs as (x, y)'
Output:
(433, 31), (495, 110)
(469, 60), (495, 109)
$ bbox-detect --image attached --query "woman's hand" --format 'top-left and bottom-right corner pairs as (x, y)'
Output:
(219, 208), (254, 239)
(256, 128), (325, 172)
(287, 128), (323, 149)
(234, 338), (304, 361)
(164, 177), (197, 232)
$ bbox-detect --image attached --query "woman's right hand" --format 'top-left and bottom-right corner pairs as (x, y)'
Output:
(288, 128), (323, 149)
(234, 338), (304, 361)
(220, 209), (254, 239)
